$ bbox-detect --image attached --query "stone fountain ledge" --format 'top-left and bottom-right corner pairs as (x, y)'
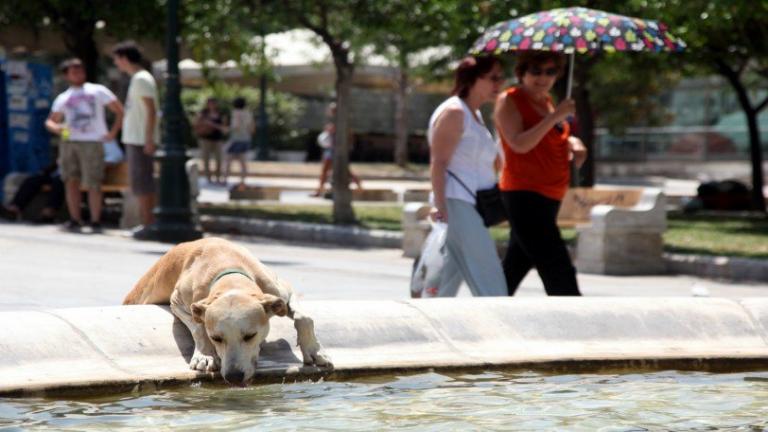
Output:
(3, 297), (768, 397)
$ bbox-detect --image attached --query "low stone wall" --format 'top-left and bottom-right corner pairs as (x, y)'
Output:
(4, 298), (768, 396)
(200, 215), (403, 249)
(665, 253), (768, 282)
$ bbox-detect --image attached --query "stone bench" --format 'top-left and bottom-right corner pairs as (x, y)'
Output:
(229, 185), (284, 201)
(402, 187), (667, 275)
(2, 162), (139, 228)
(573, 187), (667, 275)
(93, 162), (141, 229)
(116, 160), (201, 229)
(557, 187), (645, 228)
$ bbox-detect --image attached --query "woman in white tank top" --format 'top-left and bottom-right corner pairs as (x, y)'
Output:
(424, 56), (507, 298)
(223, 97), (255, 188)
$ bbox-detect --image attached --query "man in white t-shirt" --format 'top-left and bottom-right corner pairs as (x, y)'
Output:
(111, 41), (161, 238)
(45, 58), (124, 233)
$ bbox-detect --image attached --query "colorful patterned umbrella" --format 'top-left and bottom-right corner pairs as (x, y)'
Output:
(469, 7), (686, 96)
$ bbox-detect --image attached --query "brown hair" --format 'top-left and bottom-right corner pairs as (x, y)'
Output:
(514, 51), (566, 81)
(58, 58), (83, 74)
(451, 56), (501, 99)
(111, 40), (145, 65)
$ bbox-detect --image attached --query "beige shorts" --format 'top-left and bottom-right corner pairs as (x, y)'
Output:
(59, 140), (105, 188)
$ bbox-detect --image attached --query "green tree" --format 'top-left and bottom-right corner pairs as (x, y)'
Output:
(184, 0), (376, 224)
(361, 1), (467, 167)
(259, 0), (381, 225)
(0, 0), (164, 81)
(655, 0), (768, 212)
(181, 84), (307, 151)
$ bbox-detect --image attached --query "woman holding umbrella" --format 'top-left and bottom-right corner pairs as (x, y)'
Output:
(426, 55), (507, 297)
(494, 50), (587, 296)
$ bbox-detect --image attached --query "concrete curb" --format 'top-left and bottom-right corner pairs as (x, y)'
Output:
(4, 298), (768, 396)
(199, 215), (768, 282)
(664, 253), (768, 282)
(200, 215), (402, 249)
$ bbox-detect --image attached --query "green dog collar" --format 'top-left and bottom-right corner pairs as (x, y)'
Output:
(209, 268), (254, 290)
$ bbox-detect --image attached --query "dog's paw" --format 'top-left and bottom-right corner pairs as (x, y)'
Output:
(189, 351), (220, 372)
(301, 344), (333, 368)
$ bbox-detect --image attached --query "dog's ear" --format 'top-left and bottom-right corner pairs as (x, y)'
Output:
(191, 300), (208, 323)
(260, 294), (287, 317)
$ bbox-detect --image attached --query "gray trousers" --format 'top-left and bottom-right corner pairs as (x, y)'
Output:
(434, 198), (507, 297)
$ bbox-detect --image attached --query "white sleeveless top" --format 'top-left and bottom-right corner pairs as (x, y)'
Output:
(428, 96), (498, 205)
(230, 109), (254, 142)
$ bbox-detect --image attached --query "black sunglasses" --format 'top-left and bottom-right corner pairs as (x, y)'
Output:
(483, 74), (505, 83)
(528, 66), (559, 77)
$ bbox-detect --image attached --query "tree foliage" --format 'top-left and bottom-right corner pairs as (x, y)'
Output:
(0, 0), (164, 81)
(181, 84), (308, 151)
(357, 1), (464, 166)
(653, 0), (768, 211)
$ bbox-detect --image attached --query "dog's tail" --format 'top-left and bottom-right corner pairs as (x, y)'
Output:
(123, 242), (193, 305)
(122, 280), (147, 305)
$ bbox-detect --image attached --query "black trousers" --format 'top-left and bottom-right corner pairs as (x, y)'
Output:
(11, 174), (64, 211)
(501, 190), (581, 296)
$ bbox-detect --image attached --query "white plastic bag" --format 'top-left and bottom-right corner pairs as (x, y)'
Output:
(103, 139), (125, 164)
(317, 130), (332, 149)
(410, 221), (448, 298)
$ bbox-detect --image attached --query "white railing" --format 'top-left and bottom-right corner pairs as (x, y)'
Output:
(594, 126), (768, 161)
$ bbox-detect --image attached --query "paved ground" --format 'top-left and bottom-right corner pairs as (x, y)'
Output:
(1, 221), (768, 312)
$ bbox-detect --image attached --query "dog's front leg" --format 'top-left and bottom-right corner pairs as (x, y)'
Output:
(172, 300), (220, 372)
(286, 296), (332, 367)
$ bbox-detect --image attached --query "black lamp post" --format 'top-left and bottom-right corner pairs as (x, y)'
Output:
(256, 23), (269, 161)
(140, 0), (202, 242)
(256, 72), (269, 160)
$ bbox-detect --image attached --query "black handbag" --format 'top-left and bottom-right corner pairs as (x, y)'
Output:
(447, 170), (507, 227)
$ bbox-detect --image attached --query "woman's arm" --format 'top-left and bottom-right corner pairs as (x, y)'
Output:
(430, 106), (464, 222)
(494, 92), (575, 154)
(568, 135), (587, 168)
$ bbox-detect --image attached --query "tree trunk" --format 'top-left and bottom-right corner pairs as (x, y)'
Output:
(567, 55), (600, 187)
(393, 66), (409, 167)
(745, 109), (766, 212)
(62, 27), (100, 82)
(574, 68), (595, 187)
(715, 59), (766, 212)
(331, 59), (356, 224)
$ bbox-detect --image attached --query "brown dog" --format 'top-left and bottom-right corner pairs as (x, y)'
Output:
(123, 237), (331, 385)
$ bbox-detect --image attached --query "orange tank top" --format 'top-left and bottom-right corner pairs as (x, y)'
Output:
(499, 87), (571, 201)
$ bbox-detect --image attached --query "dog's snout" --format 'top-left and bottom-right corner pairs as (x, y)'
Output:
(224, 370), (246, 385)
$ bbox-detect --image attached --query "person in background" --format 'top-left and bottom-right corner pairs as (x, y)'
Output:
(311, 102), (362, 197)
(223, 97), (254, 189)
(195, 97), (228, 185)
(45, 58), (124, 233)
(0, 162), (63, 224)
(111, 40), (160, 239)
(493, 50), (587, 296)
(426, 55), (507, 297)
(0, 138), (122, 225)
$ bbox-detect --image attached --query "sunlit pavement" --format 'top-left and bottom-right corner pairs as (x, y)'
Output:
(1, 221), (767, 312)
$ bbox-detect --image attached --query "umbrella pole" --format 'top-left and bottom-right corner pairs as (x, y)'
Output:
(566, 51), (575, 99)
